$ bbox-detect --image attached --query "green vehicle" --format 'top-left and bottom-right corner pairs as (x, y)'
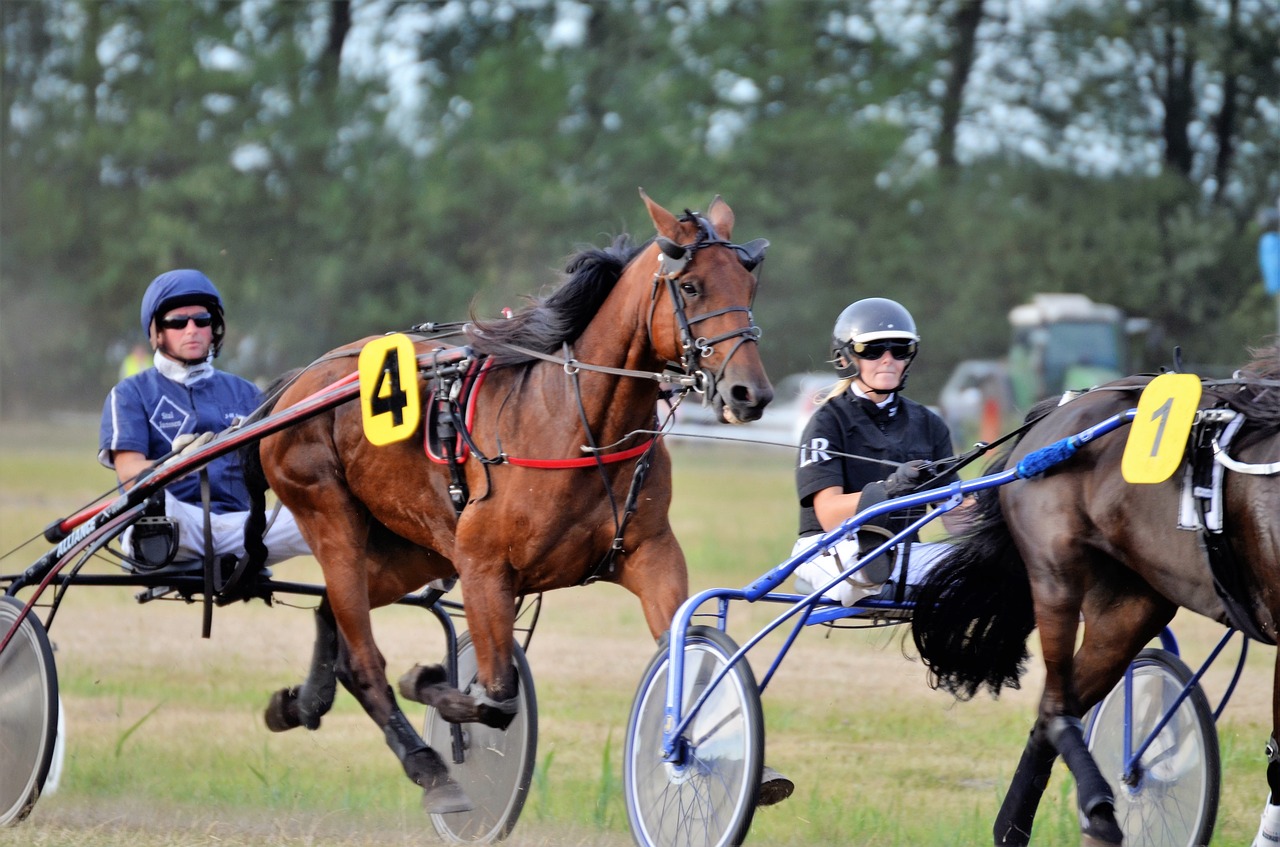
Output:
(1007, 293), (1151, 410)
(940, 293), (1150, 448)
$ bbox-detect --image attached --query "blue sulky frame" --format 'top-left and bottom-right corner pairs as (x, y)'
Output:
(632, 403), (1251, 847)
(658, 408), (1142, 764)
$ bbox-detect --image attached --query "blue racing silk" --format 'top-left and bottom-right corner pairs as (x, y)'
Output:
(99, 366), (263, 513)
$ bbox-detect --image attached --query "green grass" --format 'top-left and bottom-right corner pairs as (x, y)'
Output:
(0, 419), (1273, 846)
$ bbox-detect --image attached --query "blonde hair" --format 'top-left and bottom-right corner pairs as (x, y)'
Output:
(819, 377), (855, 405)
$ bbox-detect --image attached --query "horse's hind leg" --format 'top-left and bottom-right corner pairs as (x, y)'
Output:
(265, 598), (339, 732)
(994, 731), (1059, 846)
(327, 626), (470, 813)
(1025, 576), (1123, 845)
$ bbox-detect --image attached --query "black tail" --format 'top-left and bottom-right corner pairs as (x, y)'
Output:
(239, 368), (302, 568)
(910, 451), (1035, 701)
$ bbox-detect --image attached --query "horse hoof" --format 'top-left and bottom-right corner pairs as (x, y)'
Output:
(421, 778), (473, 815)
(398, 664), (449, 704)
(1081, 806), (1123, 846)
(264, 686), (303, 733)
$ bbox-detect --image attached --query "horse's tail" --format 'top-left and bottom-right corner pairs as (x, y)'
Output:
(240, 368), (302, 567)
(910, 451), (1035, 701)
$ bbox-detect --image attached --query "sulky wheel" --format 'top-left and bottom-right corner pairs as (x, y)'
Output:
(624, 625), (764, 847)
(1085, 647), (1220, 847)
(423, 632), (537, 843)
(0, 595), (60, 827)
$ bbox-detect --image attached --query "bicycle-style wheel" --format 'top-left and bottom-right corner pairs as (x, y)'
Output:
(423, 632), (537, 843)
(1086, 648), (1219, 847)
(624, 626), (764, 847)
(0, 596), (59, 827)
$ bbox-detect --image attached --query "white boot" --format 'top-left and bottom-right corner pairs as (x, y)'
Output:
(1252, 796), (1280, 847)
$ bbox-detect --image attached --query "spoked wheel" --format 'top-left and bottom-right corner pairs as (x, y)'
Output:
(0, 596), (60, 827)
(1085, 648), (1220, 847)
(624, 625), (764, 847)
(423, 632), (537, 843)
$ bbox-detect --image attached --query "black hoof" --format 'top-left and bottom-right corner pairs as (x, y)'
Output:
(756, 765), (794, 807)
(421, 777), (473, 815)
(1081, 805), (1123, 846)
(264, 686), (303, 732)
(398, 663), (449, 704)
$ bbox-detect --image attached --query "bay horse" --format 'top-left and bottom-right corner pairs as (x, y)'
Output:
(910, 344), (1279, 846)
(252, 190), (773, 812)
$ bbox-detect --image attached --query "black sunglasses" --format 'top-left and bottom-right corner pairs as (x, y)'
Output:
(159, 312), (214, 331)
(851, 340), (917, 361)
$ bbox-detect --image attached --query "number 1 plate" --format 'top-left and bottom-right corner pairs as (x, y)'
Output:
(1121, 373), (1201, 484)
(358, 334), (421, 446)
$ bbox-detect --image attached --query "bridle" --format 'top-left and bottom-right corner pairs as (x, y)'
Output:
(649, 211), (768, 400)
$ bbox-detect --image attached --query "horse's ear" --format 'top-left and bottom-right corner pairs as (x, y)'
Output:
(706, 195), (735, 240)
(639, 187), (680, 240)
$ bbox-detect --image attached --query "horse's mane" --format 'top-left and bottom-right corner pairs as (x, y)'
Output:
(1206, 342), (1280, 436)
(466, 235), (648, 365)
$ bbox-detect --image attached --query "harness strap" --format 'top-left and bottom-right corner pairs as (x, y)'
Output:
(505, 439), (654, 469)
(200, 470), (214, 639)
(582, 435), (662, 586)
(1187, 412), (1276, 645)
(477, 337), (700, 387)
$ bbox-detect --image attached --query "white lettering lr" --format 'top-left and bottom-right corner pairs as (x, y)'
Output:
(800, 437), (832, 467)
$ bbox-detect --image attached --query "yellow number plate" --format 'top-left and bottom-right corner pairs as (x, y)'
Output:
(1121, 373), (1201, 484)
(358, 334), (421, 446)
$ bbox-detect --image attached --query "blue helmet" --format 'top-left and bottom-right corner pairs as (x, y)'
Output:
(140, 269), (226, 357)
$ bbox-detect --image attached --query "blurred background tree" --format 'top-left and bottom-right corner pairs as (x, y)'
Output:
(2, 0), (1277, 416)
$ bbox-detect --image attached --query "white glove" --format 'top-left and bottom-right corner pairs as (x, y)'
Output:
(170, 431), (214, 457)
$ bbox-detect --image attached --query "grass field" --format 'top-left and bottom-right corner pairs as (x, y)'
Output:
(0, 416), (1273, 846)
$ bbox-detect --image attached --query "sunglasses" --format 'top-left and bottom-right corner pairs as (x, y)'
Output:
(159, 312), (214, 331)
(851, 340), (917, 361)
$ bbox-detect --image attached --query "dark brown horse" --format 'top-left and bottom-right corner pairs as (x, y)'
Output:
(911, 345), (1280, 846)
(253, 191), (772, 812)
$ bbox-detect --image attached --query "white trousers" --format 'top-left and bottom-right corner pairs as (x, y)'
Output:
(791, 534), (952, 607)
(124, 490), (311, 567)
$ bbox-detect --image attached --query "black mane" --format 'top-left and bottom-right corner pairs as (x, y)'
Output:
(1205, 343), (1280, 438)
(467, 235), (649, 364)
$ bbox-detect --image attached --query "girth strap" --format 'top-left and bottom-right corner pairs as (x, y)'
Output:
(1186, 412), (1275, 644)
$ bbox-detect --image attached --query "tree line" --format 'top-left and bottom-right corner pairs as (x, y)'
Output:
(2, 0), (1277, 415)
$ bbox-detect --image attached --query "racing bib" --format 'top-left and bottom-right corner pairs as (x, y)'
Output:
(358, 334), (421, 446)
(1121, 373), (1201, 484)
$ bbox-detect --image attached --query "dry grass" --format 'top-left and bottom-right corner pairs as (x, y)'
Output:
(1, 418), (1274, 846)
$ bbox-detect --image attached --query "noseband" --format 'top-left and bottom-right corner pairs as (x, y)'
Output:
(649, 212), (768, 397)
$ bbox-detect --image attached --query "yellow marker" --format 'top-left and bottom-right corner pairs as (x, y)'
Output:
(1121, 373), (1201, 484)
(358, 334), (421, 446)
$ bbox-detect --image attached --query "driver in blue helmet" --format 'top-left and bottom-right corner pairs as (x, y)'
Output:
(792, 297), (967, 605)
(98, 269), (309, 570)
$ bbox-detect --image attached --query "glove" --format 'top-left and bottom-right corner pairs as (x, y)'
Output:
(881, 459), (928, 499)
(171, 431), (214, 456)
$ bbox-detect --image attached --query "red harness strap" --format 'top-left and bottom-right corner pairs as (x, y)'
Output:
(503, 438), (655, 469)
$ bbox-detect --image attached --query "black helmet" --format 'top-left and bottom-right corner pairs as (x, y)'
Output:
(831, 297), (919, 383)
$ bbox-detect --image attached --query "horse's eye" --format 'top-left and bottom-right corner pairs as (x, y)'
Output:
(679, 281), (699, 297)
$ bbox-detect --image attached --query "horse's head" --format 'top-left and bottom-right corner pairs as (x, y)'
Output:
(640, 189), (774, 423)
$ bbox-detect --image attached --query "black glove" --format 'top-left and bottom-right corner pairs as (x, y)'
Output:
(881, 459), (928, 498)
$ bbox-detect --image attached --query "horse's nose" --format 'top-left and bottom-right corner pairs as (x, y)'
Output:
(729, 381), (773, 421)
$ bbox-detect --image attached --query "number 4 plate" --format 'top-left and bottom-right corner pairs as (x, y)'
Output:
(358, 334), (421, 446)
(1121, 373), (1202, 484)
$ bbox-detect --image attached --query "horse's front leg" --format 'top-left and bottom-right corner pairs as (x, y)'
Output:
(615, 529), (689, 640)
(399, 558), (520, 729)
